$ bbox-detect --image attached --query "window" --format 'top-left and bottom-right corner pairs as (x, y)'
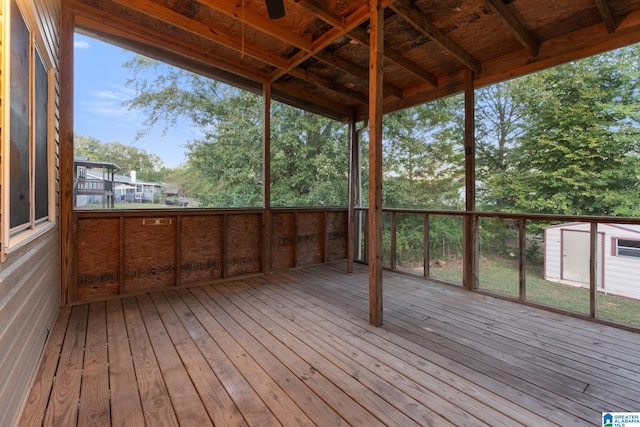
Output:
(616, 239), (640, 258)
(3, 0), (54, 253)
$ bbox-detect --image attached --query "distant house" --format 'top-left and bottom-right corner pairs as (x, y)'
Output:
(544, 222), (640, 299)
(74, 157), (119, 208)
(74, 157), (162, 207)
(112, 170), (162, 204)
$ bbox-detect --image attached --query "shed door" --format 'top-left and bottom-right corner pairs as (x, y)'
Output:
(562, 230), (601, 286)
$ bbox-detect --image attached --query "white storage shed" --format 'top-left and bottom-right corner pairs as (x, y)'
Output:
(544, 222), (640, 299)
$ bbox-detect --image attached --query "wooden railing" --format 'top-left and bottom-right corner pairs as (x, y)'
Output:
(75, 178), (113, 195)
(71, 204), (639, 330)
(354, 207), (640, 331)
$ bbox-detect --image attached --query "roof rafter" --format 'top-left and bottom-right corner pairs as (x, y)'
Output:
(72, 9), (270, 83)
(483, 0), (538, 57)
(109, 0), (290, 70)
(270, 2), (372, 81)
(594, 0), (617, 33)
(199, 0), (313, 51)
(288, 68), (368, 104)
(315, 50), (405, 98)
(389, 0), (481, 73)
(347, 27), (438, 87)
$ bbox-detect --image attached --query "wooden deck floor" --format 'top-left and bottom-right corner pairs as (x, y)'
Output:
(19, 263), (640, 426)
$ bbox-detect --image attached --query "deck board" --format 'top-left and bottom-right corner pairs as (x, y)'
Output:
(77, 303), (110, 426)
(19, 263), (640, 426)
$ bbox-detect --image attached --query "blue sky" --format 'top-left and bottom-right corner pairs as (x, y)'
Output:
(74, 33), (193, 168)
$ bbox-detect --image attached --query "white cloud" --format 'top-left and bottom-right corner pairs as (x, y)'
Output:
(81, 86), (137, 118)
(74, 40), (90, 49)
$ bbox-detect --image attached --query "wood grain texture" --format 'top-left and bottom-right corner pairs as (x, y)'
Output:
(296, 212), (324, 266)
(106, 299), (145, 426)
(124, 217), (177, 291)
(77, 218), (121, 300)
(326, 211), (348, 261)
(226, 214), (262, 276)
(180, 215), (224, 285)
(77, 303), (110, 426)
(43, 304), (87, 426)
(272, 212), (296, 270)
(20, 263), (640, 426)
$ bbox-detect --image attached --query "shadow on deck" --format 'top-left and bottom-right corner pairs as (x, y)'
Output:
(19, 262), (640, 426)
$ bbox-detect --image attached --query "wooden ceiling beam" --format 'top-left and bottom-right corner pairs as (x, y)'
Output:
(71, 8), (271, 83)
(348, 27), (438, 87)
(484, 0), (538, 57)
(108, 0), (290, 70)
(315, 51), (405, 98)
(271, 82), (352, 121)
(198, 0), (313, 52)
(295, 0), (437, 88)
(288, 68), (368, 104)
(293, 0), (346, 28)
(270, 2), (372, 82)
(594, 0), (618, 33)
(389, 0), (481, 73)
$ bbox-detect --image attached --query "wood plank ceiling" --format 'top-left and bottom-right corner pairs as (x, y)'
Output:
(66, 0), (640, 121)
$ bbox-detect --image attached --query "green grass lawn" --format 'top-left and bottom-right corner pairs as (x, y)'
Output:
(423, 256), (640, 327)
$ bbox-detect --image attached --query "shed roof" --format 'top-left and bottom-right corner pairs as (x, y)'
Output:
(66, 0), (640, 121)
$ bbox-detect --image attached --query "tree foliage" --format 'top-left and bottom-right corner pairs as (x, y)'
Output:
(116, 43), (640, 264)
(124, 56), (347, 207)
(120, 44), (640, 219)
(382, 96), (465, 209)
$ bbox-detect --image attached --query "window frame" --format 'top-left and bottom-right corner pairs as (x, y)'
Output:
(2, 0), (56, 258)
(615, 238), (640, 259)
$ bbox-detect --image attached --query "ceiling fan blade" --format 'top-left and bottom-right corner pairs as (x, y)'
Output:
(265, 0), (285, 19)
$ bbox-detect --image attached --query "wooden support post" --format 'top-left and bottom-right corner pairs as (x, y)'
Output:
(518, 218), (526, 301)
(347, 109), (358, 273)
(390, 212), (397, 270)
(463, 68), (477, 291)
(60, 8), (75, 305)
(368, 0), (384, 327)
(263, 83), (272, 274)
(423, 214), (430, 278)
(590, 222), (598, 318)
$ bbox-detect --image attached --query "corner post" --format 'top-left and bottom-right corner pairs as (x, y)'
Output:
(347, 108), (359, 273)
(60, 7), (75, 305)
(368, 0), (384, 326)
(263, 82), (272, 274)
(463, 68), (477, 291)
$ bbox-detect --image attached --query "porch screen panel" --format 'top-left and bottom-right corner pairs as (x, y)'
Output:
(9, 0), (30, 229)
(34, 49), (49, 221)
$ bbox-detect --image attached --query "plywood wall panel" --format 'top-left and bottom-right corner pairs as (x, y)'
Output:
(296, 212), (324, 266)
(326, 211), (348, 261)
(76, 218), (120, 299)
(227, 214), (262, 276)
(124, 217), (177, 291)
(272, 213), (295, 270)
(181, 215), (223, 285)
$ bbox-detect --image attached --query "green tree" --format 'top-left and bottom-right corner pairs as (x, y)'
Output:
(382, 95), (465, 209)
(480, 45), (640, 216)
(124, 56), (348, 208)
(271, 103), (347, 207)
(475, 81), (525, 209)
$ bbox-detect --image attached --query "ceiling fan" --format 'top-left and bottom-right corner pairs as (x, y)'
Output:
(265, 0), (285, 19)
